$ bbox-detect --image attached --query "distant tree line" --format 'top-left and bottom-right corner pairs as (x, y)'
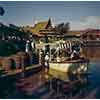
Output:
(0, 23), (30, 40)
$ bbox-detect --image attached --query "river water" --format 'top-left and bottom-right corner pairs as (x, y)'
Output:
(0, 47), (100, 99)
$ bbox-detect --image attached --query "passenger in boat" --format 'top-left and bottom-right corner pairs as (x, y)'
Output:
(40, 50), (45, 66)
(56, 56), (61, 62)
(25, 40), (30, 52)
(51, 48), (56, 61)
(45, 45), (50, 54)
(31, 39), (36, 52)
(66, 48), (71, 57)
(71, 50), (80, 60)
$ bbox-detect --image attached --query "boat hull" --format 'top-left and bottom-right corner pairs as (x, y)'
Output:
(48, 60), (89, 81)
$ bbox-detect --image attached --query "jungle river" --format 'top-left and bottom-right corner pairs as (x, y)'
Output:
(0, 47), (100, 99)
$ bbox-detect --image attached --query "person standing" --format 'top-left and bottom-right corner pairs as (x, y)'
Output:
(25, 40), (30, 53)
(44, 52), (49, 68)
(31, 39), (36, 52)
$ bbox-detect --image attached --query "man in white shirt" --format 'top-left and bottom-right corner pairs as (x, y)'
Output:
(45, 52), (49, 68)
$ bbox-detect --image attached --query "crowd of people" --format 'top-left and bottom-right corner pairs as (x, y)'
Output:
(40, 41), (81, 67)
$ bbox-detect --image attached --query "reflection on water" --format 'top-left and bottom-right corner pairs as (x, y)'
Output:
(0, 62), (100, 99)
(0, 47), (100, 99)
(82, 47), (100, 60)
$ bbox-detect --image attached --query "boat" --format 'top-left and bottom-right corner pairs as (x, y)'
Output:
(47, 40), (89, 81)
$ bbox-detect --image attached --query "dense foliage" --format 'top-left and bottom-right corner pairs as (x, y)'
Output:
(55, 22), (70, 34)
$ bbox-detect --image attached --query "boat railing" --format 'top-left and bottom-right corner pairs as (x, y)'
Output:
(49, 58), (89, 63)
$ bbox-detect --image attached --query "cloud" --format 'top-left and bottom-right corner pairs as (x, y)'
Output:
(70, 16), (100, 30)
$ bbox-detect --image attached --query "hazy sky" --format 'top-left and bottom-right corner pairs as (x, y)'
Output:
(1, 1), (100, 30)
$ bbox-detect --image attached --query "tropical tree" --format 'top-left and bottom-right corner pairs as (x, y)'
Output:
(63, 22), (70, 33)
(55, 22), (70, 34)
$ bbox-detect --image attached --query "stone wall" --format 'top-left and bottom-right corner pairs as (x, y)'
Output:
(0, 52), (38, 71)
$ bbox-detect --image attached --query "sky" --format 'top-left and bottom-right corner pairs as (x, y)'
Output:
(0, 1), (100, 30)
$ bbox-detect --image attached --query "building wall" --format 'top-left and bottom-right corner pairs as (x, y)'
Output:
(0, 52), (38, 71)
